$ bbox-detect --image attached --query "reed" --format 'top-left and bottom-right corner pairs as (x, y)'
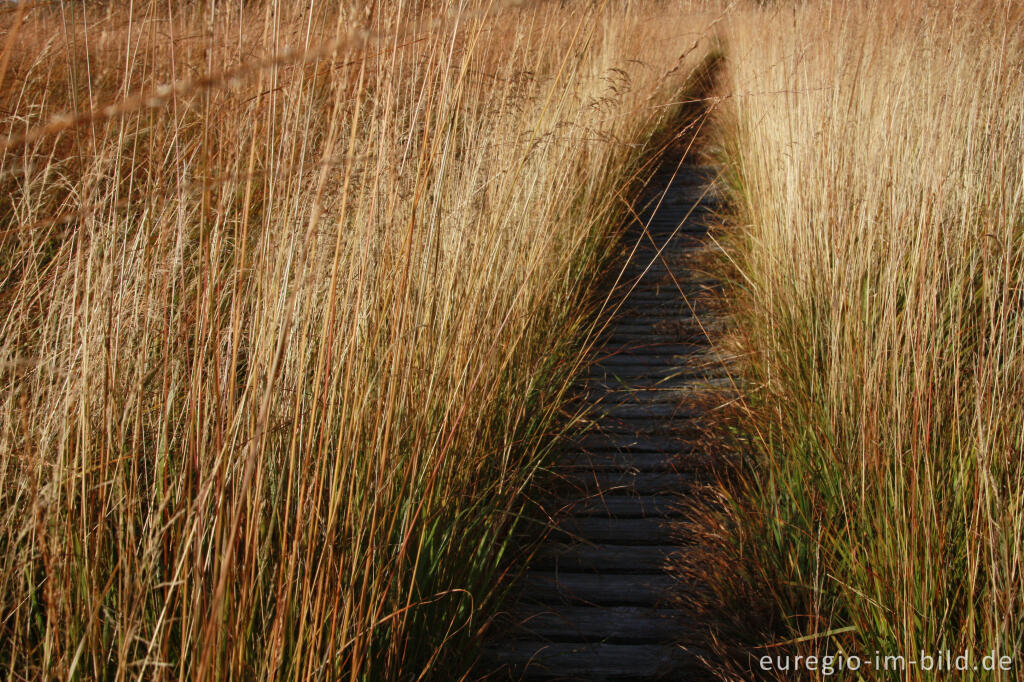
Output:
(718, 2), (1024, 677)
(0, 1), (714, 678)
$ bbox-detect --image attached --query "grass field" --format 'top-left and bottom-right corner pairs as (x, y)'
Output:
(0, 1), (716, 678)
(717, 1), (1024, 678)
(3, 0), (1022, 679)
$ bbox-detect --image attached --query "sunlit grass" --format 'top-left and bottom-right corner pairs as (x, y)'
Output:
(0, 1), (716, 678)
(718, 1), (1024, 677)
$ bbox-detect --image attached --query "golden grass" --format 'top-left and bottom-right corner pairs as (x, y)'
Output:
(718, 1), (1024, 677)
(0, 1), (717, 678)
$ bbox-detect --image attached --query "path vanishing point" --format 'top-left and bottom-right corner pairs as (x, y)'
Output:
(484, 156), (731, 680)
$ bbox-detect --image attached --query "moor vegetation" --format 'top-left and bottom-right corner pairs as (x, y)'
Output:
(3, 0), (1022, 680)
(717, 1), (1024, 678)
(0, 1), (716, 678)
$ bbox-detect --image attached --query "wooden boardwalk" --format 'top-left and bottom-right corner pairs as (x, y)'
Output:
(483, 160), (729, 680)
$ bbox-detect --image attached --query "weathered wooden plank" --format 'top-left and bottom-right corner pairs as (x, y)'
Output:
(579, 386), (737, 406)
(532, 544), (687, 572)
(519, 572), (676, 606)
(586, 403), (702, 420)
(543, 494), (684, 519)
(608, 303), (696, 318)
(623, 288), (719, 302)
(605, 320), (714, 334)
(645, 209), (713, 222)
(628, 232), (706, 248)
(548, 517), (680, 545)
(567, 391), (691, 409)
(599, 332), (716, 348)
(579, 376), (732, 395)
(586, 362), (682, 378)
(595, 353), (706, 369)
(606, 314), (716, 327)
(590, 350), (725, 368)
(563, 433), (692, 452)
(636, 212), (712, 225)
(598, 342), (703, 357)
(548, 471), (692, 496)
(623, 275), (720, 288)
(507, 605), (695, 643)
(614, 273), (714, 287)
(483, 641), (707, 680)
(600, 331), (705, 345)
(586, 366), (731, 384)
(556, 451), (683, 471)
(630, 227), (709, 240)
(571, 419), (703, 436)
(557, 450), (713, 474)
(614, 292), (696, 303)
(646, 202), (716, 216)
(621, 244), (721, 264)
(554, 456), (710, 479)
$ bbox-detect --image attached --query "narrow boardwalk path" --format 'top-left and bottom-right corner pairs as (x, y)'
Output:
(485, 160), (730, 680)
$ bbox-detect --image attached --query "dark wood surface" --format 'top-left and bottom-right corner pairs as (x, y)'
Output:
(482, 162), (728, 680)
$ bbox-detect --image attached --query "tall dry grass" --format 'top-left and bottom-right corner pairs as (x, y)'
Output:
(0, 1), (716, 678)
(719, 1), (1024, 677)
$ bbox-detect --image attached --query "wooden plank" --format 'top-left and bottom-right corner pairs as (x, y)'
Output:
(548, 471), (692, 496)
(606, 303), (694, 317)
(669, 185), (722, 204)
(556, 450), (713, 474)
(552, 450), (712, 473)
(579, 379), (730, 399)
(586, 366), (731, 385)
(622, 290), (716, 302)
(632, 225), (708, 238)
(508, 605), (694, 643)
(621, 244), (721, 264)
(645, 211), (713, 224)
(624, 276), (719, 290)
(589, 351), (724, 370)
(636, 212), (711, 226)
(603, 320), (698, 331)
(600, 332), (700, 345)
(532, 544), (687, 572)
(483, 641), (706, 680)
(548, 517), (680, 545)
(579, 375), (721, 391)
(606, 318), (715, 332)
(543, 494), (683, 519)
(587, 403), (703, 420)
(591, 388), (729, 404)
(519, 572), (676, 606)
(628, 233), (705, 250)
(606, 314), (716, 327)
(564, 433), (692, 452)
(599, 343), (701, 356)
(595, 353), (706, 369)
(585, 365), (682, 380)
(573, 419), (703, 436)
(580, 386), (736, 406)
(557, 451), (683, 471)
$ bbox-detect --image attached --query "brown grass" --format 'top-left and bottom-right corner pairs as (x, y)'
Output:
(0, 1), (718, 678)
(716, 1), (1024, 678)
